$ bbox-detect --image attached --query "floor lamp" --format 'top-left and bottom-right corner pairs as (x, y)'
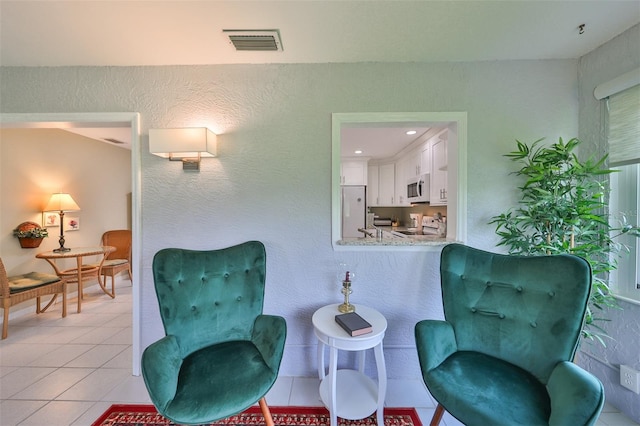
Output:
(44, 193), (80, 252)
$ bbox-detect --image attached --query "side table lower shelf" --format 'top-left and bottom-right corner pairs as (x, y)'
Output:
(319, 369), (379, 420)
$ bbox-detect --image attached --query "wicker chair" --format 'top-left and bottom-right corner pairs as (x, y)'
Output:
(92, 230), (132, 297)
(1, 257), (67, 339)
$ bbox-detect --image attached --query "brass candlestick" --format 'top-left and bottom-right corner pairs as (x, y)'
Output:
(338, 271), (355, 313)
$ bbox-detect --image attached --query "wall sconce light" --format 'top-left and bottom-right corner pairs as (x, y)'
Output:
(149, 128), (217, 171)
(44, 192), (80, 252)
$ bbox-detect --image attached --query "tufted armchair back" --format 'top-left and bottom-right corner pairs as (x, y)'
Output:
(152, 241), (266, 358)
(440, 243), (591, 384)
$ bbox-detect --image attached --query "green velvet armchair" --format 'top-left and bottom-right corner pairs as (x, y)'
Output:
(415, 244), (604, 426)
(141, 241), (287, 425)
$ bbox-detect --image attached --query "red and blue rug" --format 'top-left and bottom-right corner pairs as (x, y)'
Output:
(92, 405), (422, 426)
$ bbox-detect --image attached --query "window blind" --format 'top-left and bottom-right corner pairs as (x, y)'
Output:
(608, 84), (640, 166)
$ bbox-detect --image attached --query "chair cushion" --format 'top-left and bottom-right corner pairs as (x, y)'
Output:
(8, 272), (61, 294)
(87, 259), (128, 268)
(426, 351), (550, 426)
(164, 340), (276, 424)
(101, 259), (128, 267)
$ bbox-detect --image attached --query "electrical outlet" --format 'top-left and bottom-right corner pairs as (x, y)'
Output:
(620, 365), (640, 394)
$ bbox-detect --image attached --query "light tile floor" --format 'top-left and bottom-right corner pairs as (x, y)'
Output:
(0, 278), (637, 426)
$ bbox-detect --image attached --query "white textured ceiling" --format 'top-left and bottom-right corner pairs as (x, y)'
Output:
(342, 126), (434, 159)
(1, 1), (639, 67)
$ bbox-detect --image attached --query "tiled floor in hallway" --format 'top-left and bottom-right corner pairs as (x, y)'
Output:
(0, 278), (637, 425)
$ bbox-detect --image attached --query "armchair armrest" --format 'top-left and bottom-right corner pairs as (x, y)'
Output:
(251, 314), (287, 373)
(141, 335), (182, 412)
(547, 361), (604, 426)
(415, 320), (457, 372)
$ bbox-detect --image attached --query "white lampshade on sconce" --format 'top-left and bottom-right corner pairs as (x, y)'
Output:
(149, 128), (217, 171)
(44, 193), (80, 252)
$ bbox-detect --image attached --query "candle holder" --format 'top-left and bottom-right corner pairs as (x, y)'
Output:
(338, 270), (356, 313)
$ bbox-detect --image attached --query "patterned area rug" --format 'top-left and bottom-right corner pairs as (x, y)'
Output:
(92, 405), (422, 426)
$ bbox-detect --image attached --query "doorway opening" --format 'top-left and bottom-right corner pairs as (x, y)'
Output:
(0, 112), (142, 375)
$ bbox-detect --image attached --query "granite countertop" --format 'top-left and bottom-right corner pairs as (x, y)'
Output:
(337, 226), (452, 246)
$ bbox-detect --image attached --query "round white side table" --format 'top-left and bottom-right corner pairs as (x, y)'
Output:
(312, 304), (387, 426)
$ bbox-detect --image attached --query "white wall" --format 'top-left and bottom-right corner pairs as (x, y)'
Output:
(577, 23), (640, 422)
(0, 60), (578, 378)
(0, 128), (131, 275)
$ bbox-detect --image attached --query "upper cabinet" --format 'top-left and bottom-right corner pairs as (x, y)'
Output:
(420, 143), (431, 175)
(378, 163), (396, 206)
(404, 146), (422, 179)
(403, 141), (430, 180)
(430, 137), (447, 206)
(367, 164), (379, 206)
(395, 155), (412, 206)
(368, 162), (396, 206)
(341, 160), (368, 185)
(392, 138), (434, 206)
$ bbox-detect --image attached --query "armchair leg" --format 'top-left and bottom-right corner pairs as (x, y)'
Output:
(259, 397), (274, 426)
(430, 404), (445, 426)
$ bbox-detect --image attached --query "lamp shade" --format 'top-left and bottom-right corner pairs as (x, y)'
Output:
(149, 128), (217, 159)
(44, 193), (80, 212)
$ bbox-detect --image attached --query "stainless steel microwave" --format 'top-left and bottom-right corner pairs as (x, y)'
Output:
(407, 173), (430, 203)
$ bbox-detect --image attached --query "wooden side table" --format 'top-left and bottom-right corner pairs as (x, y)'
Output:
(312, 304), (387, 426)
(36, 246), (115, 313)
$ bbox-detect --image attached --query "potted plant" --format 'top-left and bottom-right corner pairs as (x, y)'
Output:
(489, 137), (639, 346)
(13, 222), (49, 248)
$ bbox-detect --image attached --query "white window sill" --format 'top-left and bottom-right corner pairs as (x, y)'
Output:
(613, 293), (640, 307)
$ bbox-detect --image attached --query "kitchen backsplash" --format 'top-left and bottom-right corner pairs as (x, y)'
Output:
(370, 206), (447, 228)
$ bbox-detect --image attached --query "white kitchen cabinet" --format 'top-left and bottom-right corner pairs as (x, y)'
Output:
(367, 164), (379, 206)
(401, 141), (431, 181)
(394, 142), (431, 205)
(367, 163), (396, 206)
(341, 160), (368, 185)
(420, 142), (432, 175)
(430, 138), (447, 206)
(379, 163), (396, 205)
(405, 148), (421, 179)
(395, 156), (411, 206)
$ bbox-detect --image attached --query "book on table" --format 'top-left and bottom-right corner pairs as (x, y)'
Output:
(335, 312), (373, 336)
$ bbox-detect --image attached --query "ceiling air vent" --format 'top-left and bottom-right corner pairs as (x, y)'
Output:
(223, 30), (283, 52)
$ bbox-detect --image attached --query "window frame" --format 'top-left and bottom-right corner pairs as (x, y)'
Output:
(331, 112), (468, 250)
(609, 163), (640, 304)
(603, 77), (640, 304)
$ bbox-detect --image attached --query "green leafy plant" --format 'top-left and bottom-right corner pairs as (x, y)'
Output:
(489, 137), (640, 346)
(13, 227), (49, 238)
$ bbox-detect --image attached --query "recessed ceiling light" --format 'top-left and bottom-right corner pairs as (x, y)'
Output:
(406, 130), (417, 135)
(354, 150), (363, 154)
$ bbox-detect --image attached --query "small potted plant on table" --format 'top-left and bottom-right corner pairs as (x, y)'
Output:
(13, 222), (49, 248)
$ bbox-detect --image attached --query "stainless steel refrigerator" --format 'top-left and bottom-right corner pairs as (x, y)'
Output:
(341, 186), (366, 238)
